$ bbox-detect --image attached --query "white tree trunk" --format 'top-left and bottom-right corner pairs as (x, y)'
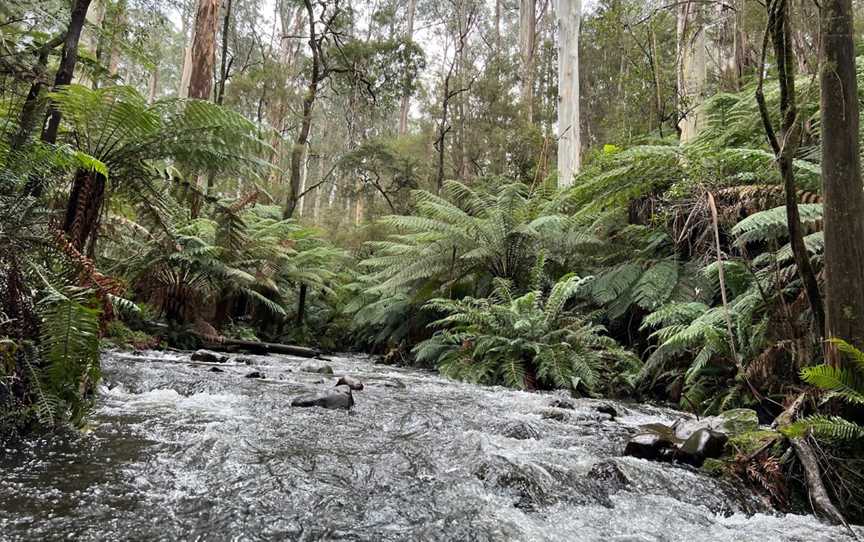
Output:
(677, 0), (706, 142)
(297, 145), (308, 217)
(398, 0), (418, 135)
(557, 0), (581, 187)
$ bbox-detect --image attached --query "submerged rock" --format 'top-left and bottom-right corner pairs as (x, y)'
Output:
(244, 371), (265, 379)
(191, 350), (229, 363)
(235, 357), (255, 366)
(336, 376), (364, 391)
(549, 398), (575, 410)
(291, 385), (354, 410)
(299, 361), (334, 375)
(208, 367), (225, 373)
(502, 420), (542, 440)
(540, 409), (568, 422)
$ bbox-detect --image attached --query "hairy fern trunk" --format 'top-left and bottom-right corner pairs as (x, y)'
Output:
(63, 169), (107, 254)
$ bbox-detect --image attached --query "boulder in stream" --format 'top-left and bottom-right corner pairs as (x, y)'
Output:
(336, 376), (364, 391)
(624, 411), (750, 466)
(245, 371), (265, 379)
(291, 385), (354, 410)
(299, 361), (334, 375)
(191, 350), (229, 363)
(676, 428), (728, 467)
(623, 432), (677, 461)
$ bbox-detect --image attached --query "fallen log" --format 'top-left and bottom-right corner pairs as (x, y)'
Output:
(789, 436), (848, 527)
(195, 335), (324, 359)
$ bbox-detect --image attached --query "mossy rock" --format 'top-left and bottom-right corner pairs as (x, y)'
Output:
(728, 429), (782, 456)
(718, 408), (759, 437)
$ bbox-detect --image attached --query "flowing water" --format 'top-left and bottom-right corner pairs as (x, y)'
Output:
(1, 350), (860, 541)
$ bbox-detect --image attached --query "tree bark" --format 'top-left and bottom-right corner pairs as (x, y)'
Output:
(676, 0), (706, 142)
(283, 0), (321, 219)
(41, 0), (93, 145)
(520, 0), (537, 123)
(820, 0), (864, 357)
(756, 0), (825, 338)
(188, 0), (221, 100)
(216, 0), (233, 105)
(557, 0), (581, 187)
(397, 0), (418, 135)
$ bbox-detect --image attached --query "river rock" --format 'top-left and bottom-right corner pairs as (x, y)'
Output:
(235, 357), (255, 365)
(336, 376), (364, 391)
(549, 398), (575, 410)
(676, 428), (728, 467)
(299, 361), (334, 375)
(208, 367), (225, 373)
(191, 350), (229, 363)
(540, 409), (568, 422)
(595, 403), (618, 419)
(291, 385), (354, 410)
(245, 371), (265, 379)
(502, 421), (542, 440)
(623, 432), (676, 461)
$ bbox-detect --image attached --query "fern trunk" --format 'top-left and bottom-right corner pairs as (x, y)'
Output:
(63, 169), (107, 254)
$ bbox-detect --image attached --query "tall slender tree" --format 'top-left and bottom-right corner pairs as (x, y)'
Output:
(820, 0), (864, 357)
(556, 0), (580, 187)
(41, 0), (93, 144)
(520, 0), (537, 123)
(398, 0), (418, 135)
(676, 0), (705, 142)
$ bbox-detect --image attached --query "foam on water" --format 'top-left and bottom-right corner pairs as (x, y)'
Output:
(0, 350), (861, 541)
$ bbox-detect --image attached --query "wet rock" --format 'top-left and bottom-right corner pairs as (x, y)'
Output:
(235, 357), (255, 365)
(473, 455), (556, 510)
(595, 403), (618, 419)
(291, 385), (354, 410)
(718, 408), (759, 436)
(623, 432), (676, 461)
(586, 460), (631, 501)
(540, 409), (568, 422)
(549, 398), (575, 410)
(191, 350), (229, 363)
(336, 376), (364, 391)
(244, 371), (265, 379)
(299, 361), (334, 375)
(673, 409), (759, 441)
(676, 428), (728, 467)
(502, 421), (542, 440)
(208, 367), (225, 373)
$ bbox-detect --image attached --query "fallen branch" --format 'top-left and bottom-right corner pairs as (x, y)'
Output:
(194, 334), (324, 359)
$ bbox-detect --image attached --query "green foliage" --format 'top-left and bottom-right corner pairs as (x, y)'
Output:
(415, 274), (639, 393)
(784, 340), (864, 442)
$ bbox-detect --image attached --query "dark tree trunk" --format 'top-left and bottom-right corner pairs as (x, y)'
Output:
(296, 283), (307, 326)
(756, 0), (825, 337)
(820, 0), (864, 358)
(215, 0), (233, 105)
(283, 0), (320, 219)
(41, 0), (92, 145)
(63, 169), (107, 252)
